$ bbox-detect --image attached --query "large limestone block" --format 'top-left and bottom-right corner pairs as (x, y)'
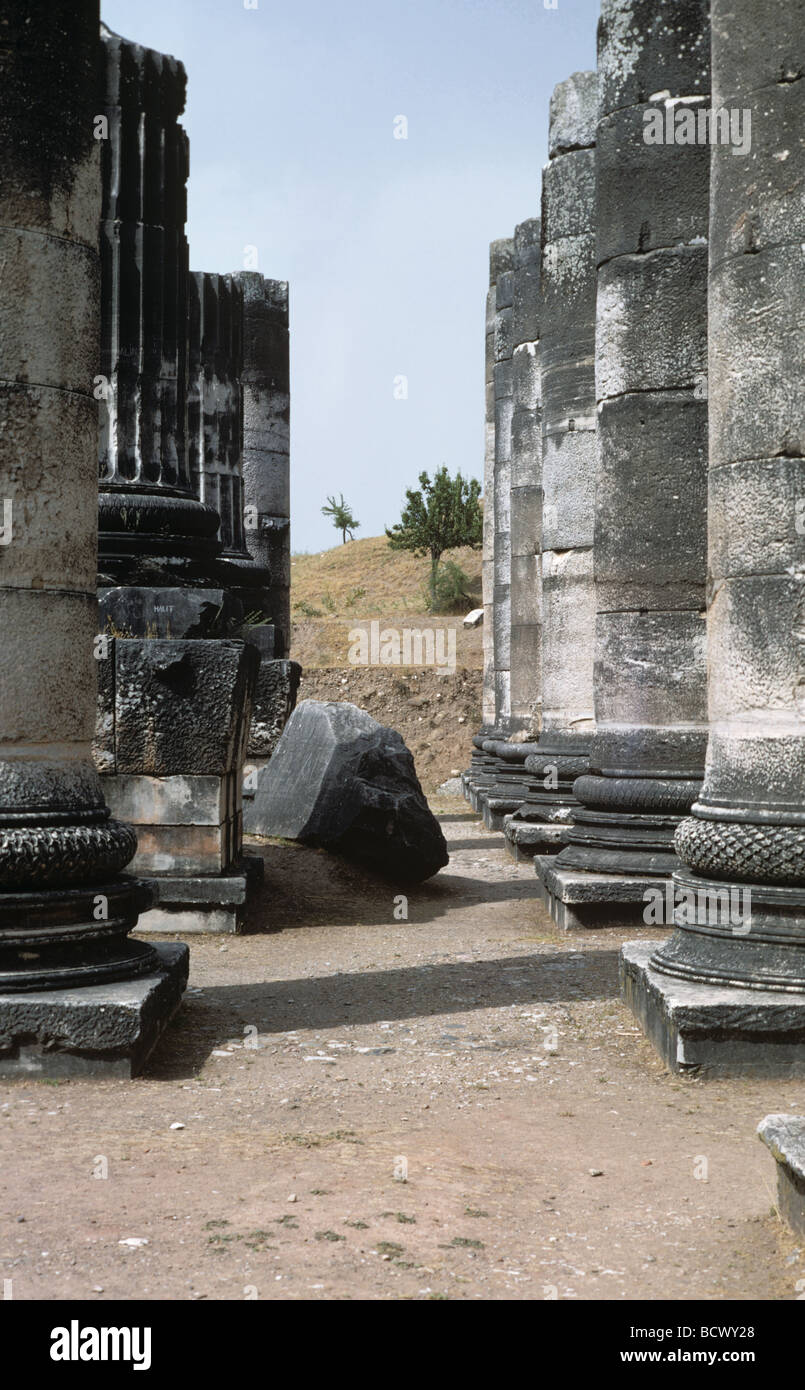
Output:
(111, 639), (259, 776)
(250, 701), (449, 882)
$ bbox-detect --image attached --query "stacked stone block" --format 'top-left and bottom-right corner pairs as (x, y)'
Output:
(464, 239), (515, 812)
(538, 0), (712, 929)
(624, 0), (805, 1072)
(0, 1), (186, 1075)
(508, 217), (542, 738)
(521, 71), (598, 859)
(96, 639), (262, 933)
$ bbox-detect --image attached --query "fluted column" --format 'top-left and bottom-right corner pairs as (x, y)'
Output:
(524, 72), (598, 832)
(0, 1), (155, 990)
(559, 0), (711, 886)
(187, 272), (249, 559)
(234, 273), (291, 657)
(97, 24), (219, 576)
(509, 218), (542, 735)
(651, 0), (805, 990)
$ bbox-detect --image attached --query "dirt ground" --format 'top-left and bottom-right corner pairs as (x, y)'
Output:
(0, 797), (802, 1302)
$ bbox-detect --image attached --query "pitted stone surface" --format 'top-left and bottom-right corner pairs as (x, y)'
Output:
(249, 700), (449, 883)
(112, 639), (259, 777)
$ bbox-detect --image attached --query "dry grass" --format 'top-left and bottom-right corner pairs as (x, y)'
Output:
(290, 535), (482, 620)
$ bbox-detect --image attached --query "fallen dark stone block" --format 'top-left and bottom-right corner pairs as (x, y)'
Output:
(249, 700), (449, 883)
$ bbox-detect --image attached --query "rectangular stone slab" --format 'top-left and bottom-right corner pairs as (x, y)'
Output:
(757, 1115), (805, 1237)
(103, 774), (231, 826)
(621, 942), (805, 1078)
(0, 943), (188, 1078)
(135, 857), (264, 935)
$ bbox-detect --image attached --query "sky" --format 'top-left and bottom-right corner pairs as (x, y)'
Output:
(103, 0), (600, 553)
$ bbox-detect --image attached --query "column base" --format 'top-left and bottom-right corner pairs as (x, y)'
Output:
(651, 870), (805, 992)
(557, 772), (702, 880)
(535, 856), (659, 930)
(136, 855), (264, 935)
(481, 796), (525, 831)
(621, 941), (805, 1077)
(0, 879), (157, 992)
(0, 941), (188, 1078)
(504, 818), (566, 861)
(758, 1116), (805, 1237)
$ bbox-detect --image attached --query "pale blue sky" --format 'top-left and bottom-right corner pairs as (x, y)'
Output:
(103, 0), (599, 551)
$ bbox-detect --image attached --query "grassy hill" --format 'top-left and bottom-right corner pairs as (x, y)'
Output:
(288, 537), (484, 789)
(290, 534), (482, 620)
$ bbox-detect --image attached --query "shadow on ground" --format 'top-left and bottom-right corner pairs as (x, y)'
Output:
(146, 947), (620, 1078)
(243, 833), (541, 933)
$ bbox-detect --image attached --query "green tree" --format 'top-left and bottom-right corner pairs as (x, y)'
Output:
(321, 493), (360, 544)
(386, 466), (482, 604)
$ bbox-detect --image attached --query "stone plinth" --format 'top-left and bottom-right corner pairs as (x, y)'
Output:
(0, 942), (189, 1077)
(537, 859), (655, 931)
(758, 1116), (805, 1237)
(0, 0), (162, 1025)
(622, 943), (805, 1078)
(94, 638), (261, 933)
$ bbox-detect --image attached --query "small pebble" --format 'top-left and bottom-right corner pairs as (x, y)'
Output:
(589, 1168), (604, 1177)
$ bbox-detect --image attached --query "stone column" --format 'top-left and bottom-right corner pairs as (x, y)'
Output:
(235, 273), (291, 658)
(465, 239), (514, 810)
(643, 0), (805, 1005)
(509, 217), (542, 736)
(492, 251), (515, 734)
(545, 0), (711, 929)
(525, 72), (598, 853)
(97, 25), (220, 580)
(0, 3), (186, 1064)
(501, 217), (549, 859)
(477, 240), (530, 831)
(187, 272), (249, 560)
(481, 242), (512, 732)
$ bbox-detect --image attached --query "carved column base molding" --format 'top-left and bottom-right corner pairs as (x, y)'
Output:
(650, 870), (805, 994)
(0, 879), (157, 993)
